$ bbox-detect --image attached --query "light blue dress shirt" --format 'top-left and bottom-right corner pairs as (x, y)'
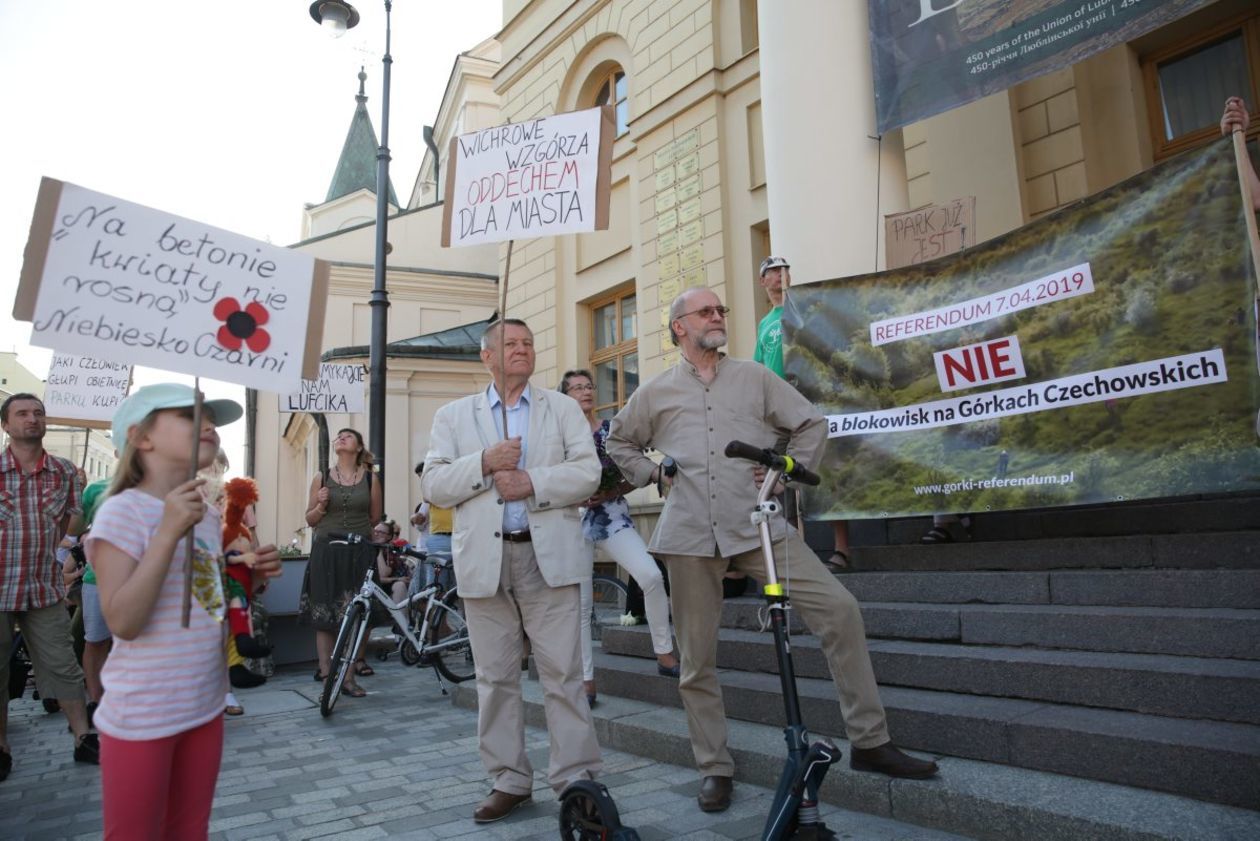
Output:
(487, 383), (531, 532)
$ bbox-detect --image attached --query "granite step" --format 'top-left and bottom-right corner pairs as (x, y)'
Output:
(604, 625), (1260, 725)
(717, 598), (1260, 660)
(828, 568), (1260, 608)
(564, 647), (1260, 810)
(829, 495), (1260, 546)
(822, 531), (1260, 573)
(452, 662), (1260, 835)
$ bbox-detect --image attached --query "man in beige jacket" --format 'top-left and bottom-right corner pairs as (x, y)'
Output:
(422, 318), (602, 823)
(607, 288), (937, 814)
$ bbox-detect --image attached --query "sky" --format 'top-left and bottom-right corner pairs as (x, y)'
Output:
(0, 0), (501, 474)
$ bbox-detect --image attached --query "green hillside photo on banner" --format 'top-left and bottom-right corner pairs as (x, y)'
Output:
(785, 139), (1260, 519)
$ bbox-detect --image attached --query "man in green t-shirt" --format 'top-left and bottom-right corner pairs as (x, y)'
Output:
(754, 256), (850, 571)
(753, 256), (789, 377)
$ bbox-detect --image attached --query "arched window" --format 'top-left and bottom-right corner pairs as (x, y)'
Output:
(592, 67), (629, 137)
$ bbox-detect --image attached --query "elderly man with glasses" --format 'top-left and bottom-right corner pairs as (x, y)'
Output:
(606, 286), (937, 814)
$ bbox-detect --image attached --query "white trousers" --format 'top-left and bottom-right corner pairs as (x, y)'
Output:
(579, 526), (674, 680)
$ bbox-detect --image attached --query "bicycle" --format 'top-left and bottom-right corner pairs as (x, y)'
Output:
(589, 573), (631, 643)
(319, 533), (474, 717)
(724, 440), (839, 840)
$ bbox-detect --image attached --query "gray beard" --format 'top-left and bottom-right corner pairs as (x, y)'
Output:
(697, 330), (727, 350)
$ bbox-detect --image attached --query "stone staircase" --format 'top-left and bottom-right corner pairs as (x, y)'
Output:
(454, 495), (1260, 839)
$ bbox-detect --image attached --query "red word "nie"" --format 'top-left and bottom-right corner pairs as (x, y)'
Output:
(933, 336), (1026, 393)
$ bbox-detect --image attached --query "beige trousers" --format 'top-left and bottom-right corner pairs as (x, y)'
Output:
(661, 528), (890, 777)
(462, 540), (601, 795)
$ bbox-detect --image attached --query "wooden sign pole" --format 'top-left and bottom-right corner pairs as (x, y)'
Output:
(181, 378), (204, 628)
(497, 240), (515, 437)
(1231, 130), (1260, 376)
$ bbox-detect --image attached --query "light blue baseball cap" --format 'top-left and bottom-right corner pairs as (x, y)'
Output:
(111, 383), (243, 447)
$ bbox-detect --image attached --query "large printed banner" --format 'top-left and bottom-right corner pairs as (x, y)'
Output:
(441, 106), (615, 247)
(784, 139), (1260, 519)
(15, 178), (330, 392)
(869, 0), (1213, 133)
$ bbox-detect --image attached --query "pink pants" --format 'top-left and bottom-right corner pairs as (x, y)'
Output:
(100, 715), (224, 840)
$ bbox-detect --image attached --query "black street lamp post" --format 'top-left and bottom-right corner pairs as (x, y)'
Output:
(309, 0), (392, 489)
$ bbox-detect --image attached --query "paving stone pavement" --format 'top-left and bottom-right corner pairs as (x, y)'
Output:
(0, 658), (973, 840)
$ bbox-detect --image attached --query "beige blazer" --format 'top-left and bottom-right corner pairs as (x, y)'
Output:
(421, 385), (601, 598)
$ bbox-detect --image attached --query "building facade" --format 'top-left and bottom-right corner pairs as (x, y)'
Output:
(258, 0), (1258, 544)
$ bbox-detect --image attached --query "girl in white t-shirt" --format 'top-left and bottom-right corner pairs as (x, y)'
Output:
(86, 384), (281, 840)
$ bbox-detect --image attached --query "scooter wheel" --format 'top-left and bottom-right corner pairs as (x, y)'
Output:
(558, 780), (641, 841)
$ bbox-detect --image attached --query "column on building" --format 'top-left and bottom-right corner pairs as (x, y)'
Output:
(756, 0), (909, 282)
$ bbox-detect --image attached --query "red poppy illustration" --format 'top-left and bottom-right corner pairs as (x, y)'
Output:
(213, 298), (271, 352)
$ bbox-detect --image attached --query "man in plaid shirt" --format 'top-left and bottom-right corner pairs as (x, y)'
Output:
(1, 393), (97, 782)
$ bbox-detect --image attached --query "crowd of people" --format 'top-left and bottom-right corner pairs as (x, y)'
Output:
(0, 98), (1255, 837)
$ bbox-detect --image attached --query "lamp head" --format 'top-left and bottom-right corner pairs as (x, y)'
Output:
(309, 1), (361, 38)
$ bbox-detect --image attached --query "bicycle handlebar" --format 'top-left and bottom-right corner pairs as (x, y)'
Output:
(723, 440), (821, 487)
(327, 532), (427, 560)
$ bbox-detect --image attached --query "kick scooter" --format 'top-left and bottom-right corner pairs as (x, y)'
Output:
(725, 440), (840, 840)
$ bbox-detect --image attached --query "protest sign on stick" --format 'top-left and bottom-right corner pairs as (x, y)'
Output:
(15, 178), (331, 625)
(43, 352), (133, 428)
(441, 106), (615, 432)
(15, 178), (330, 391)
(441, 106), (614, 248)
(283, 363), (367, 414)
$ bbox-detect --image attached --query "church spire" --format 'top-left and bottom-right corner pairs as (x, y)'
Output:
(325, 66), (398, 205)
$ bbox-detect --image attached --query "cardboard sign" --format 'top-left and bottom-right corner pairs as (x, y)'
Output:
(15, 178), (330, 391)
(441, 106), (615, 247)
(885, 197), (975, 270)
(43, 352), (133, 428)
(282, 363), (367, 414)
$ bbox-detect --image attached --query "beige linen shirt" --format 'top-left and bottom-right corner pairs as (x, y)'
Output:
(606, 355), (826, 558)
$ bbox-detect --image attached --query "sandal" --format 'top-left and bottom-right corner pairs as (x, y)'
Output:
(920, 526), (953, 544)
(314, 668), (328, 682)
(353, 659), (375, 677)
(823, 551), (850, 572)
(340, 681), (367, 698)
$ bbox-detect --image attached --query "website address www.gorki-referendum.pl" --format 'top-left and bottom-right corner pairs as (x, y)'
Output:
(913, 471), (1075, 496)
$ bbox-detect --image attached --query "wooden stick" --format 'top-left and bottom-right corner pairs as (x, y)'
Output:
(181, 379), (204, 629)
(1231, 130), (1260, 376)
(497, 239), (515, 437)
(79, 427), (90, 471)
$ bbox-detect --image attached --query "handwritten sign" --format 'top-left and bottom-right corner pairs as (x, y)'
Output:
(283, 363), (366, 414)
(42, 353), (132, 428)
(442, 107), (615, 247)
(15, 179), (330, 391)
(884, 197), (976, 270)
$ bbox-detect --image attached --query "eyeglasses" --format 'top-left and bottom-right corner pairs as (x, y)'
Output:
(565, 383), (595, 393)
(675, 305), (730, 321)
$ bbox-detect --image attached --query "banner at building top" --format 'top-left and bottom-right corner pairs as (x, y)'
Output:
(784, 139), (1260, 519)
(869, 0), (1213, 134)
(441, 106), (615, 247)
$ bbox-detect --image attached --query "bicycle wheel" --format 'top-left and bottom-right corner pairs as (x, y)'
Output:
(321, 601), (366, 717)
(590, 574), (630, 643)
(429, 590), (475, 683)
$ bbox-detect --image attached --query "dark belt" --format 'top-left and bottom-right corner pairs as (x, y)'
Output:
(502, 530), (532, 543)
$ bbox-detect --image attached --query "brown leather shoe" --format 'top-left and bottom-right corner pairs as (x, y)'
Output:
(850, 742), (938, 779)
(472, 789), (532, 823)
(697, 775), (733, 812)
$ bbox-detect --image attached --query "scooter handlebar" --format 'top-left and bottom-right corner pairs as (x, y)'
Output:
(723, 440), (821, 487)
